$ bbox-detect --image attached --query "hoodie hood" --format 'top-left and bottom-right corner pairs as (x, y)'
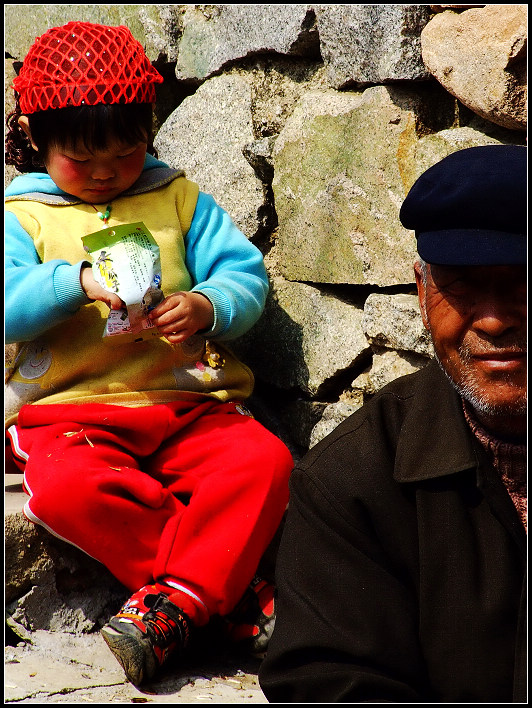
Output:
(5, 153), (177, 200)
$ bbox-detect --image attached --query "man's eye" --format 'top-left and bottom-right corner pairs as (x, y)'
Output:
(442, 279), (470, 295)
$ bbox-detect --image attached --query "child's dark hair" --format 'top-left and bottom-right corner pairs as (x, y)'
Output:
(6, 100), (156, 173)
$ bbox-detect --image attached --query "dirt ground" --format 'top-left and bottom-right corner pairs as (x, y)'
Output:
(5, 626), (269, 704)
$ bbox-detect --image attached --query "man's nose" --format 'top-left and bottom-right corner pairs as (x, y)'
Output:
(472, 289), (525, 338)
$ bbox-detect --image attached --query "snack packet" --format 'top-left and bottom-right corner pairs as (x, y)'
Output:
(82, 222), (164, 343)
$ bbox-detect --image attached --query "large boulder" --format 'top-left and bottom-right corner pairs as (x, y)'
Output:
(234, 276), (369, 398)
(363, 293), (434, 357)
(174, 4), (319, 82)
(272, 84), (456, 287)
(352, 347), (430, 398)
(3, 4), (183, 63)
(5, 479), (126, 633)
(315, 4), (432, 87)
(421, 5), (527, 131)
(155, 73), (262, 239)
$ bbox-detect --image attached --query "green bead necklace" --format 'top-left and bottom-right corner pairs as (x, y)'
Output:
(90, 202), (112, 224)
(96, 205), (112, 224)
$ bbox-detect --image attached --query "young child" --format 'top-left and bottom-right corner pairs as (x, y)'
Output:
(5, 21), (293, 686)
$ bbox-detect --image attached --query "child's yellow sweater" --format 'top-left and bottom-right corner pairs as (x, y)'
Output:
(5, 169), (262, 426)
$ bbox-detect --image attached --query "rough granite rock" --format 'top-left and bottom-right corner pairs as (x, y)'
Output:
(174, 4), (319, 82)
(421, 5), (527, 131)
(272, 85), (456, 287)
(352, 347), (430, 398)
(234, 276), (369, 397)
(314, 4), (432, 87)
(363, 293), (434, 357)
(3, 4), (183, 64)
(154, 73), (264, 240)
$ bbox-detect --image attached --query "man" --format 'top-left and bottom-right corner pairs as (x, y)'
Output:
(259, 145), (526, 703)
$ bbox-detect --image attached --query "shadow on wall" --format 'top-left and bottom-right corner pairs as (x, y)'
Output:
(232, 289), (308, 395)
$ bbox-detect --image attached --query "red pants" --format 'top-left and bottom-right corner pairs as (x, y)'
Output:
(7, 400), (292, 625)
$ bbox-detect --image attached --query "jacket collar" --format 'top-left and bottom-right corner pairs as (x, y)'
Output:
(393, 361), (479, 483)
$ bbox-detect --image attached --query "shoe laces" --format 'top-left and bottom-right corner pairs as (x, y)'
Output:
(142, 594), (191, 649)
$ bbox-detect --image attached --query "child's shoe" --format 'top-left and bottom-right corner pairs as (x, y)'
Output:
(100, 584), (192, 685)
(223, 575), (276, 658)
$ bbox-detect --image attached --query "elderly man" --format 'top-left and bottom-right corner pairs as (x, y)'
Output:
(259, 145), (526, 703)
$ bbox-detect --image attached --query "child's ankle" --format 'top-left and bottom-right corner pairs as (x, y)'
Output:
(156, 577), (210, 626)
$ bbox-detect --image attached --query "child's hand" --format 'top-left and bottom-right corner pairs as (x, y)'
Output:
(149, 291), (214, 344)
(80, 265), (124, 310)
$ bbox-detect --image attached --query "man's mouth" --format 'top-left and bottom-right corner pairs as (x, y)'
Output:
(470, 350), (526, 372)
(474, 350), (526, 358)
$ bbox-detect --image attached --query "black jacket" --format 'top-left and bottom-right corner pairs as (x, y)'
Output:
(259, 362), (526, 703)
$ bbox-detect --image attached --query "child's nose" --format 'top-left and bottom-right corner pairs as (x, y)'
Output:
(92, 163), (115, 180)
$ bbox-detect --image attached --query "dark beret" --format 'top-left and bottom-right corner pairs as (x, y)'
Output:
(399, 144), (526, 265)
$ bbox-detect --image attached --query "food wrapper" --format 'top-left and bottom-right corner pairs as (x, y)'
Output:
(82, 222), (164, 343)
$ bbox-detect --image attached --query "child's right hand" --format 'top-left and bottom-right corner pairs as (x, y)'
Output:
(80, 265), (124, 310)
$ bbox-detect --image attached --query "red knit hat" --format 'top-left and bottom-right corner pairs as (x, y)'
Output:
(13, 21), (163, 114)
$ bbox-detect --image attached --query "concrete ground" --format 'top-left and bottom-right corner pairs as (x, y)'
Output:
(5, 628), (268, 704)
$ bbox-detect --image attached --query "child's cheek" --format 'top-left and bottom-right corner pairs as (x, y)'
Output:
(123, 152), (146, 181)
(58, 157), (86, 181)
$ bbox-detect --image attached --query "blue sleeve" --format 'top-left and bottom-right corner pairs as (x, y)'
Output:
(185, 192), (269, 341)
(5, 210), (92, 343)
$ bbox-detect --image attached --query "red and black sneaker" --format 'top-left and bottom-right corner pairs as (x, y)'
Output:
(100, 584), (192, 685)
(223, 575), (276, 658)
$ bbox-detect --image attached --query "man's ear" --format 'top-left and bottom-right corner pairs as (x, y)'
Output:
(18, 116), (39, 151)
(414, 261), (430, 331)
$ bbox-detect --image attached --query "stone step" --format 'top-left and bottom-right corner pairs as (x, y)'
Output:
(5, 474), (129, 636)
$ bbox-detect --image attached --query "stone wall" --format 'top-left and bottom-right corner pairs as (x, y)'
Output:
(5, 4), (527, 457)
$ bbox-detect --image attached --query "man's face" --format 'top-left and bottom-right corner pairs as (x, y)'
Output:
(415, 262), (527, 437)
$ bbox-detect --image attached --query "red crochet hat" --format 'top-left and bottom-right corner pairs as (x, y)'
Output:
(13, 21), (163, 114)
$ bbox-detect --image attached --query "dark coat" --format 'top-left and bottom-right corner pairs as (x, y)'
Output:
(259, 362), (526, 703)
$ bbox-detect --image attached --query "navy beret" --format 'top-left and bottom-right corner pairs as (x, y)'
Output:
(399, 144), (526, 265)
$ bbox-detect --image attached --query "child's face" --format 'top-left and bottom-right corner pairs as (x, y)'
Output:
(43, 139), (147, 203)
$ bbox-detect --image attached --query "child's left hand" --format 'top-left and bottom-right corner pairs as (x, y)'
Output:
(149, 291), (214, 344)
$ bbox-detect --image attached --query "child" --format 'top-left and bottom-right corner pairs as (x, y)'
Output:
(5, 21), (293, 686)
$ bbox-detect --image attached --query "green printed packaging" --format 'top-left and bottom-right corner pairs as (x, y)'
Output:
(82, 222), (164, 343)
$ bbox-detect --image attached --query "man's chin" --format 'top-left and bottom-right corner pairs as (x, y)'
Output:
(461, 388), (527, 419)
(457, 379), (526, 439)
(436, 356), (527, 433)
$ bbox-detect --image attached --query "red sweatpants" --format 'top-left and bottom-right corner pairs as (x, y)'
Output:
(7, 400), (292, 625)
